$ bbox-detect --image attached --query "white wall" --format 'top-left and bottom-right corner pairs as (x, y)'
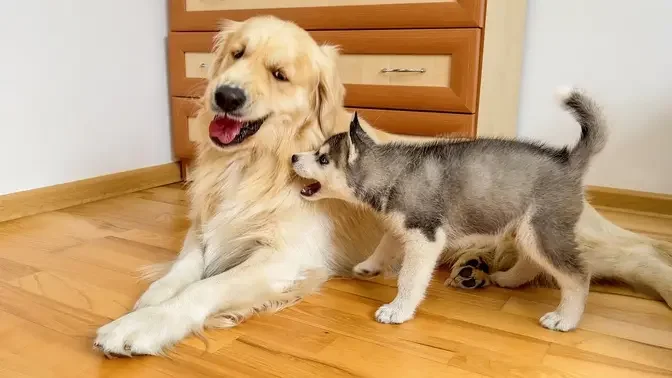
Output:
(0, 1), (172, 195)
(517, 0), (672, 195)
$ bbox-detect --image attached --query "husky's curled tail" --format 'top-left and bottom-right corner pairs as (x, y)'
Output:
(558, 87), (609, 173)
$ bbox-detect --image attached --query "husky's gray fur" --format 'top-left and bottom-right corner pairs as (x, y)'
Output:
(292, 88), (607, 331)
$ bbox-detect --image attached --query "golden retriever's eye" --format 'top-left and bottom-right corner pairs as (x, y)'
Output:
(272, 69), (288, 82)
(232, 49), (244, 59)
(318, 154), (329, 165)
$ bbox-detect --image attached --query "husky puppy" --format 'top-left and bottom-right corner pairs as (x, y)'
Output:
(291, 88), (607, 331)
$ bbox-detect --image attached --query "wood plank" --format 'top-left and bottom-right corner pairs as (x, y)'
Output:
(0, 211), (123, 253)
(0, 281), (108, 337)
(9, 271), (135, 319)
(0, 310), (103, 378)
(317, 336), (485, 377)
(60, 196), (190, 235)
(544, 344), (672, 378)
(0, 257), (39, 283)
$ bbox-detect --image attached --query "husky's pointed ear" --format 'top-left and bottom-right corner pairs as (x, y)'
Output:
(346, 112), (373, 163)
(315, 44), (345, 137)
(208, 19), (241, 80)
(348, 112), (374, 148)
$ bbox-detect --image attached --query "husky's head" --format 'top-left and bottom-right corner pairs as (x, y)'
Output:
(291, 112), (374, 202)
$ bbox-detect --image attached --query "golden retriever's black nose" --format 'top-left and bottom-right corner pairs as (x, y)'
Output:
(214, 85), (246, 112)
(291, 155), (299, 163)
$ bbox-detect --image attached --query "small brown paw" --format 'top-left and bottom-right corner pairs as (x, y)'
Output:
(446, 257), (491, 289)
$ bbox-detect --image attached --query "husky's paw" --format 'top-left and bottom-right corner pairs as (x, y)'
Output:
(94, 307), (192, 357)
(445, 257), (490, 289)
(375, 303), (414, 324)
(539, 311), (579, 332)
(133, 282), (177, 310)
(353, 259), (382, 278)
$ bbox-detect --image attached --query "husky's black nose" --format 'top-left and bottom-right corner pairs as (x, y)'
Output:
(214, 85), (246, 112)
(291, 155), (299, 163)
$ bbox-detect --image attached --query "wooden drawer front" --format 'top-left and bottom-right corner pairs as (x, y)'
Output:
(169, 0), (485, 31)
(169, 29), (481, 113)
(171, 97), (200, 159)
(168, 33), (213, 99)
(316, 29), (480, 113)
(172, 98), (474, 159)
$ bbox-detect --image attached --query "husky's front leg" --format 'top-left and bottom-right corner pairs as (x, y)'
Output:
(94, 251), (307, 356)
(375, 229), (446, 324)
(133, 227), (205, 309)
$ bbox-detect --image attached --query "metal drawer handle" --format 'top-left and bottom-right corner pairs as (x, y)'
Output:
(380, 68), (426, 73)
(199, 62), (207, 68)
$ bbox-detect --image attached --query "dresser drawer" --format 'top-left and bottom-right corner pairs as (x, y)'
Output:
(169, 29), (481, 113)
(169, 0), (485, 31)
(316, 29), (481, 113)
(171, 97), (200, 159)
(171, 97), (474, 159)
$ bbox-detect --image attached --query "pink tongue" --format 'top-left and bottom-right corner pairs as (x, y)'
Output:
(209, 117), (243, 144)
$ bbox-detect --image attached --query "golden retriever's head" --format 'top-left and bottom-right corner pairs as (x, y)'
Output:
(200, 16), (344, 156)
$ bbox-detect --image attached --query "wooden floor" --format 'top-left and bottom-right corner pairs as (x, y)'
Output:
(1, 183), (672, 378)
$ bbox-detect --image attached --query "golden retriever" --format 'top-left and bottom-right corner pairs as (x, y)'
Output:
(94, 16), (672, 356)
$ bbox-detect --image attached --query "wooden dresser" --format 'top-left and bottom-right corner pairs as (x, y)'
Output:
(167, 0), (527, 165)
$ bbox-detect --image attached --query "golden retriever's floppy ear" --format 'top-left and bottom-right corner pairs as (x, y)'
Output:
(315, 44), (345, 137)
(208, 19), (241, 80)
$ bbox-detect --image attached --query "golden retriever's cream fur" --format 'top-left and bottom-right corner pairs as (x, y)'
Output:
(94, 16), (672, 356)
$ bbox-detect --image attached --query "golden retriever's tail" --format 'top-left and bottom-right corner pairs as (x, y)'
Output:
(578, 203), (672, 307)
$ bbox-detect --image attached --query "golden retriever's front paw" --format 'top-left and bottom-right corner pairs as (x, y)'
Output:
(445, 257), (491, 289)
(94, 307), (191, 357)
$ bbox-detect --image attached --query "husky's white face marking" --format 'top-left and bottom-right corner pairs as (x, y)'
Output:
(291, 133), (355, 202)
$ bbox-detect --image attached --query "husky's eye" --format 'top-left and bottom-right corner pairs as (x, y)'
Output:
(232, 49), (244, 59)
(272, 69), (288, 82)
(318, 154), (329, 165)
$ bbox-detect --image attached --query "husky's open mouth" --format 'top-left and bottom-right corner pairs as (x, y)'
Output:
(208, 114), (269, 147)
(300, 181), (321, 197)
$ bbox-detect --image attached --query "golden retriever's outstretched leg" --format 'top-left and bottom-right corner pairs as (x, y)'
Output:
(94, 249), (325, 356)
(133, 226), (204, 310)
